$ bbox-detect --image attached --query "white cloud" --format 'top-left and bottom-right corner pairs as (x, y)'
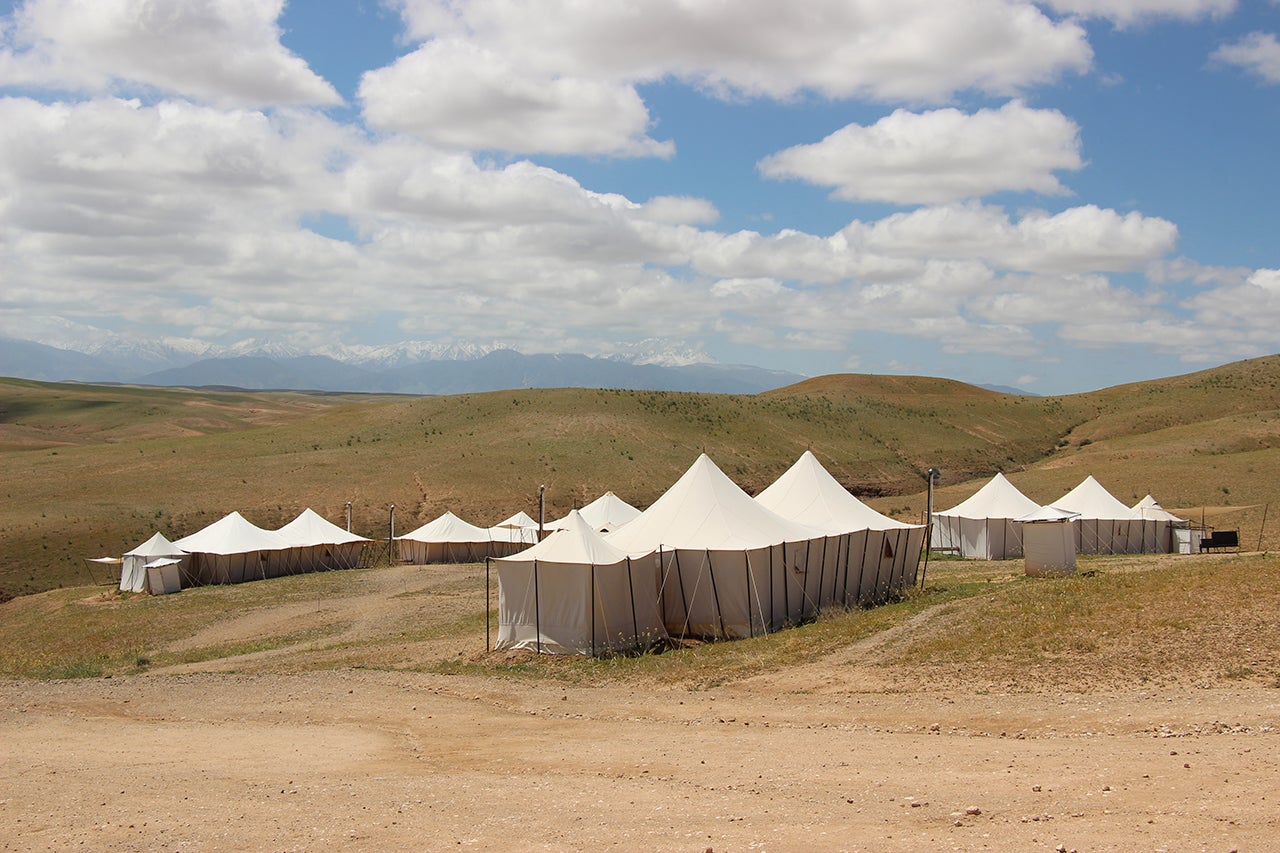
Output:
(842, 203), (1178, 273)
(1211, 32), (1280, 84)
(391, 0), (1092, 103)
(0, 0), (341, 107)
(758, 101), (1083, 204)
(358, 39), (672, 157)
(1043, 0), (1236, 27)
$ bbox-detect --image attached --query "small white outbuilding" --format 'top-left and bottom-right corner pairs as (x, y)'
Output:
(119, 532), (187, 593)
(1017, 506), (1080, 577)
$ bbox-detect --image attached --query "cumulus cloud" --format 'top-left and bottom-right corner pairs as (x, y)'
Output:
(0, 0), (341, 107)
(1043, 0), (1236, 27)
(391, 0), (1092, 102)
(758, 101), (1083, 204)
(358, 39), (672, 157)
(841, 203), (1178, 273)
(1211, 32), (1280, 84)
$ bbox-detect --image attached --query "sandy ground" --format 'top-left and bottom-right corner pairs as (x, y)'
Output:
(3, 669), (1278, 850)
(2, 561), (1278, 851)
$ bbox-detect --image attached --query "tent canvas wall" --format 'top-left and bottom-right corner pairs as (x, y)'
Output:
(119, 532), (187, 592)
(494, 511), (667, 655)
(755, 450), (925, 603)
(171, 512), (291, 586)
(606, 454), (829, 639)
(931, 473), (1041, 559)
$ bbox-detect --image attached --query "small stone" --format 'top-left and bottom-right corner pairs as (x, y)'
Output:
(1032, 785), (1042, 792)
(965, 806), (982, 816)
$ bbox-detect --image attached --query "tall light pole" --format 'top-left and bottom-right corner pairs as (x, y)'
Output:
(539, 484), (546, 540)
(388, 503), (396, 563)
(921, 468), (941, 589)
(345, 501), (352, 532)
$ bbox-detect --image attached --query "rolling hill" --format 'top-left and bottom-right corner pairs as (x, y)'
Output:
(4, 355), (1280, 596)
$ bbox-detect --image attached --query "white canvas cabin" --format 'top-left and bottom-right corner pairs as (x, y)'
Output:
(755, 450), (925, 607)
(931, 473), (1041, 559)
(493, 511), (667, 656)
(119, 532), (187, 592)
(274, 508), (370, 573)
(1053, 476), (1149, 554)
(171, 512), (291, 586)
(545, 491), (642, 534)
(606, 454), (829, 640)
(398, 511), (496, 563)
(1017, 506), (1079, 576)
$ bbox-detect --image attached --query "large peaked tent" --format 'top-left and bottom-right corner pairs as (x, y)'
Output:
(493, 511), (667, 655)
(274, 508), (370, 572)
(931, 472), (1041, 559)
(172, 511), (291, 585)
(1053, 476), (1150, 554)
(398, 511), (497, 563)
(546, 491), (642, 534)
(1132, 495), (1189, 552)
(755, 450), (925, 605)
(119, 532), (187, 593)
(606, 454), (829, 639)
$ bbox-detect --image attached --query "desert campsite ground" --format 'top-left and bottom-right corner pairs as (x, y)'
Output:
(2, 556), (1278, 852)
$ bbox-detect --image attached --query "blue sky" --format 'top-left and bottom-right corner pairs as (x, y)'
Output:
(1, 0), (1278, 394)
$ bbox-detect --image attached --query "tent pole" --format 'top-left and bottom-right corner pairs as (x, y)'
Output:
(855, 534), (870, 606)
(485, 557), (491, 652)
(706, 549), (727, 639)
(743, 554), (753, 638)
(590, 563), (596, 658)
(781, 542), (791, 623)
(625, 557), (639, 649)
(533, 558), (541, 655)
(673, 550), (690, 636)
(1258, 503), (1270, 552)
(768, 544), (776, 632)
(817, 535), (829, 614)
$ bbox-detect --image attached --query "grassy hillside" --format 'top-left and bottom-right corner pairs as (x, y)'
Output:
(5, 355), (1280, 596)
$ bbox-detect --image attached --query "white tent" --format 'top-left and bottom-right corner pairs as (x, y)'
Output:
(172, 512), (291, 585)
(398, 511), (497, 563)
(606, 454), (829, 639)
(119, 532), (187, 593)
(1132, 495), (1190, 553)
(546, 492), (642, 534)
(1053, 476), (1149, 555)
(493, 511), (667, 655)
(755, 450), (925, 606)
(1017, 506), (1079, 576)
(274, 508), (370, 572)
(495, 511), (539, 529)
(489, 511), (541, 550)
(931, 473), (1041, 559)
